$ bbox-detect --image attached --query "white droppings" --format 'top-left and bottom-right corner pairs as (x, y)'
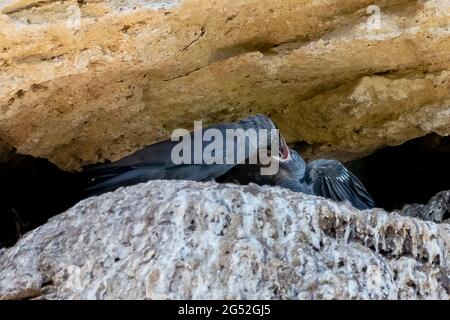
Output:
(108, 0), (181, 13)
(66, 5), (81, 32)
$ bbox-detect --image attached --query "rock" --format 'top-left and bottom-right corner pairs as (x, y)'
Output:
(0, 180), (449, 299)
(0, 0), (449, 170)
(399, 191), (450, 224)
(0, 139), (14, 164)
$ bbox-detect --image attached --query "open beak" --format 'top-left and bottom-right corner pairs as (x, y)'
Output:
(275, 132), (291, 162)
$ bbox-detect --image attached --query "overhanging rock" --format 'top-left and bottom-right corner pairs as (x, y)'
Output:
(0, 0), (449, 169)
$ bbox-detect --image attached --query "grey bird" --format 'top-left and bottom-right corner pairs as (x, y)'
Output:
(82, 114), (290, 196)
(221, 148), (375, 210)
(83, 115), (375, 210)
(282, 150), (375, 210)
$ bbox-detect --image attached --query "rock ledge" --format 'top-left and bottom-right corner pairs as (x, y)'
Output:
(0, 180), (449, 299)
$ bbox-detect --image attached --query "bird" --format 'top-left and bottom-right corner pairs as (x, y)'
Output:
(82, 114), (290, 196)
(82, 115), (375, 210)
(220, 148), (375, 210)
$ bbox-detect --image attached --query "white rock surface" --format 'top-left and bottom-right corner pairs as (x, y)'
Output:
(0, 180), (449, 300)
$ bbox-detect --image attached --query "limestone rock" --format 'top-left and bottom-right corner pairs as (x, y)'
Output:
(0, 0), (449, 169)
(399, 191), (450, 224)
(0, 180), (449, 300)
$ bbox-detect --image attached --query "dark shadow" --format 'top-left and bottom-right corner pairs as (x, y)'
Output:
(347, 134), (450, 211)
(0, 154), (85, 247)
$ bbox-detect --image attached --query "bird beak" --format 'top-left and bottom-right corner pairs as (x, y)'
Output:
(273, 133), (291, 162)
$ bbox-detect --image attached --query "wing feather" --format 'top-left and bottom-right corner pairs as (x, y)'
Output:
(306, 160), (375, 210)
(82, 115), (276, 195)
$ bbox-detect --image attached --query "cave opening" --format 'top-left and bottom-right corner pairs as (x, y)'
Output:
(0, 133), (449, 248)
(0, 155), (84, 248)
(346, 133), (450, 212)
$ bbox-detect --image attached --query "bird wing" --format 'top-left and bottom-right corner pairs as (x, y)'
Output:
(84, 163), (237, 196)
(305, 159), (375, 210)
(83, 123), (239, 171)
(83, 167), (162, 195)
(84, 114), (278, 171)
(82, 115), (277, 195)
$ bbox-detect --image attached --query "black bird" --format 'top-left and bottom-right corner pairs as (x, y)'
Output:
(221, 149), (375, 210)
(82, 115), (290, 196)
(0, 115), (373, 248)
(83, 115), (375, 210)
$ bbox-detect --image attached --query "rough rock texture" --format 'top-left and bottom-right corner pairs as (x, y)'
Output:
(0, 0), (449, 169)
(0, 180), (449, 300)
(400, 191), (450, 224)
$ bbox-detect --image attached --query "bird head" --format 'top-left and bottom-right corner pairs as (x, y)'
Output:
(240, 114), (291, 162)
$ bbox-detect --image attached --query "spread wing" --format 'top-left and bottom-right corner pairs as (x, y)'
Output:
(305, 159), (375, 210)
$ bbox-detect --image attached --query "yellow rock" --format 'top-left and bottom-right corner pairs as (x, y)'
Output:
(0, 0), (449, 170)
